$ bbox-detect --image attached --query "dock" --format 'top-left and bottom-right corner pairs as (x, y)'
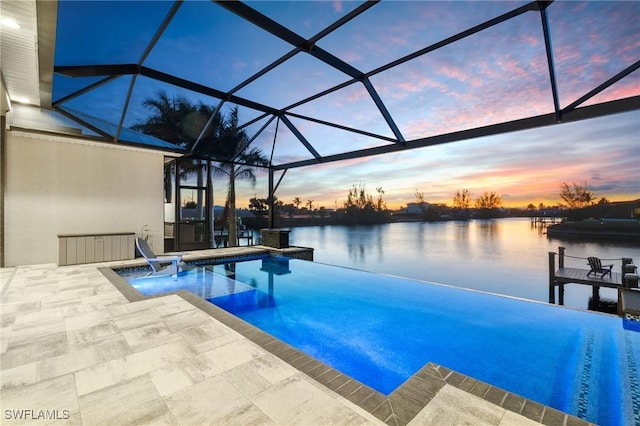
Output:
(531, 216), (561, 227)
(548, 247), (638, 314)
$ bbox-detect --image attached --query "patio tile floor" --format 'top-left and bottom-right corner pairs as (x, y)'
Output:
(0, 251), (584, 425)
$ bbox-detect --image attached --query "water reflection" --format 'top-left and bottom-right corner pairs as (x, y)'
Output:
(476, 220), (499, 238)
(289, 218), (640, 311)
(344, 226), (386, 266)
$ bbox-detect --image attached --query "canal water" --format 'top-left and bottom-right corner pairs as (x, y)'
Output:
(285, 218), (640, 310)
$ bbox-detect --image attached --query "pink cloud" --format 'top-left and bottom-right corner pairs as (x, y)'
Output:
(589, 54), (609, 65)
(585, 78), (640, 105)
(389, 35), (408, 47)
(438, 64), (466, 80)
(496, 57), (529, 81)
(554, 44), (582, 64)
(332, 1), (343, 14)
(519, 34), (540, 47)
(340, 50), (363, 63)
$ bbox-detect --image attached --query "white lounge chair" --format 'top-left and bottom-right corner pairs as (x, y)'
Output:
(135, 237), (186, 278)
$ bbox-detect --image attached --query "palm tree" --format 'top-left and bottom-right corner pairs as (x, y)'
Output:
(293, 197), (301, 211)
(133, 91), (217, 217)
(134, 92), (268, 248)
(201, 107), (269, 246)
(132, 90), (216, 148)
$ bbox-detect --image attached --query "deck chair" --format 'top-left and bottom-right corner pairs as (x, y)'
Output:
(135, 237), (185, 278)
(587, 256), (613, 279)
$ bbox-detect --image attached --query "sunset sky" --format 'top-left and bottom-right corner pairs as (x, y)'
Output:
(53, 0), (640, 210)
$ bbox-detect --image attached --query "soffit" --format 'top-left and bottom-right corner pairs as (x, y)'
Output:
(0, 0), (40, 107)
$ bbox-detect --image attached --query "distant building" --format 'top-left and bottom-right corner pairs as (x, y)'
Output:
(398, 202), (429, 215)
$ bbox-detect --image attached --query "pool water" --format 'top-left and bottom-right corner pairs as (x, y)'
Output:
(125, 255), (640, 426)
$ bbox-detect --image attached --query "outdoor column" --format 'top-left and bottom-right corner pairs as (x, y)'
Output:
(268, 168), (275, 229)
(0, 115), (5, 267)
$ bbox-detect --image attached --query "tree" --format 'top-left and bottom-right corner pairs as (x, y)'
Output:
(345, 183), (372, 210)
(280, 203), (296, 218)
(133, 91), (219, 217)
(415, 190), (427, 216)
(341, 183), (389, 225)
(134, 92), (268, 247)
(475, 191), (502, 209)
(293, 197), (301, 210)
(452, 189), (472, 209)
(248, 197), (268, 217)
(207, 107), (269, 246)
(560, 182), (594, 209)
(376, 187), (386, 211)
(307, 199), (314, 211)
(132, 90), (220, 150)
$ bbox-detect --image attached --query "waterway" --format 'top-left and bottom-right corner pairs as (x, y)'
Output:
(284, 218), (640, 310)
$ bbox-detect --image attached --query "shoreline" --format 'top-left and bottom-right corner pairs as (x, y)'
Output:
(546, 221), (640, 243)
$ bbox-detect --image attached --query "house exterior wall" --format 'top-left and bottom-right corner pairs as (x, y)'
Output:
(4, 131), (166, 266)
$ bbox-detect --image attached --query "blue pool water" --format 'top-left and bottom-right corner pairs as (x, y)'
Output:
(124, 255), (640, 426)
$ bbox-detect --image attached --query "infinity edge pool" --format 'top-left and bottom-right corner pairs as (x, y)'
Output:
(103, 253), (597, 426)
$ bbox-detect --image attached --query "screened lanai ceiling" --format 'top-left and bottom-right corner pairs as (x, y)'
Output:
(18, 1), (640, 170)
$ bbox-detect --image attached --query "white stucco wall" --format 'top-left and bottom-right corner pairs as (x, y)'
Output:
(4, 130), (166, 266)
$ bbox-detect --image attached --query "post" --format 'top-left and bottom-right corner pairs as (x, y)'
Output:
(624, 273), (639, 289)
(559, 284), (564, 305)
(592, 285), (600, 301)
(558, 246), (565, 269)
(548, 251), (556, 304)
(622, 258), (635, 276)
(268, 168), (275, 229)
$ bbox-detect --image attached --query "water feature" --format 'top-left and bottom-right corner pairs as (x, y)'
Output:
(285, 218), (640, 309)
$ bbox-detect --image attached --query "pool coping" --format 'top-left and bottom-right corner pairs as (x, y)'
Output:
(100, 259), (592, 426)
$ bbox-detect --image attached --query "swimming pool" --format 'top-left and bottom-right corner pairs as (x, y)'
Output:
(125, 255), (639, 426)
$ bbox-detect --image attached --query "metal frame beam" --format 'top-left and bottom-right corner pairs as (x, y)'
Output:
(285, 111), (396, 143)
(271, 96), (640, 170)
(362, 78), (404, 143)
(214, 0), (365, 80)
(539, 4), (561, 122)
(279, 114), (322, 161)
(52, 75), (121, 107)
(562, 60), (640, 114)
(49, 0), (639, 180)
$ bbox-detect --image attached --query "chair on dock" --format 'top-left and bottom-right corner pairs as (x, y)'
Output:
(587, 256), (613, 279)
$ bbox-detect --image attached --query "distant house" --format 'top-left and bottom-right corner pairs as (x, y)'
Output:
(396, 202), (428, 216)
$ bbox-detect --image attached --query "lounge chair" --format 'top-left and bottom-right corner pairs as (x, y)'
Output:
(587, 256), (613, 279)
(135, 237), (186, 278)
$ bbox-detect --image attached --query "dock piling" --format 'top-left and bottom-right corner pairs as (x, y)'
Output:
(548, 252), (555, 304)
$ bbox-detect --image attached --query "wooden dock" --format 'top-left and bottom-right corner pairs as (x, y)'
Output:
(551, 267), (623, 305)
(548, 247), (638, 310)
(531, 216), (561, 227)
